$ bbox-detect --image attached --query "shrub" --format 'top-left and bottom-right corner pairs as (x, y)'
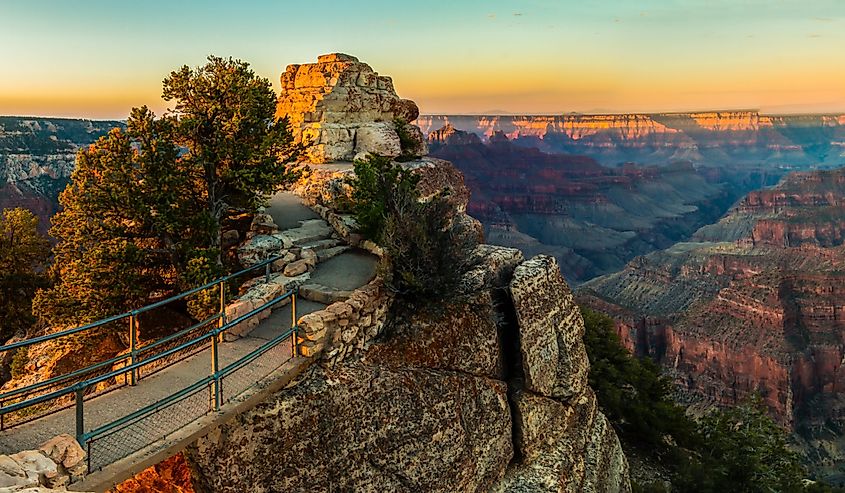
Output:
(348, 154), (475, 299)
(393, 118), (423, 161)
(10, 347), (28, 379)
(347, 154), (419, 244)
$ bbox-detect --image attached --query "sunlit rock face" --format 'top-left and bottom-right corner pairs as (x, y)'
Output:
(0, 117), (120, 232)
(275, 53), (426, 163)
(417, 111), (845, 168)
(579, 168), (845, 481)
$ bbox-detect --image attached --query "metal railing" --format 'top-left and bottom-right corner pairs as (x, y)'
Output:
(0, 255), (297, 452)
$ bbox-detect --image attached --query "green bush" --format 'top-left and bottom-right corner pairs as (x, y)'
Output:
(393, 118), (423, 161)
(348, 154), (475, 299)
(347, 154), (419, 244)
(10, 347), (28, 379)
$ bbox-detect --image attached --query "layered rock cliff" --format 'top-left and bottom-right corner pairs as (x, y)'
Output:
(177, 54), (630, 493)
(427, 126), (743, 284)
(417, 112), (845, 168)
(580, 168), (845, 481)
(0, 117), (120, 232)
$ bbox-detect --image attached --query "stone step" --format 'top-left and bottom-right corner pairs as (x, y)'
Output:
(277, 219), (335, 247)
(317, 245), (351, 263)
(298, 238), (343, 252)
(299, 283), (354, 305)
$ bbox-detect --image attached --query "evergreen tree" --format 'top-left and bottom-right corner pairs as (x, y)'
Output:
(34, 56), (300, 329)
(0, 208), (50, 343)
(162, 55), (299, 264)
(33, 107), (196, 326)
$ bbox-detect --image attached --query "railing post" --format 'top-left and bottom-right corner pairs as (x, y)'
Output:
(291, 292), (298, 357)
(75, 386), (85, 445)
(218, 280), (226, 343)
(128, 312), (138, 386)
(211, 333), (221, 411)
(265, 260), (271, 283)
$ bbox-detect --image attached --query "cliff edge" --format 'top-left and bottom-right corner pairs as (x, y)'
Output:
(184, 54), (630, 492)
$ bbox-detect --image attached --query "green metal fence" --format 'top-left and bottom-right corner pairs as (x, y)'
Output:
(0, 256), (300, 470)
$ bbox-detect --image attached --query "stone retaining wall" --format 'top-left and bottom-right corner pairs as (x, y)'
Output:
(297, 280), (392, 367)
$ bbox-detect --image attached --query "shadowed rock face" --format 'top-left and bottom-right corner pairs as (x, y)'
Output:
(428, 128), (751, 284)
(579, 167), (845, 481)
(0, 117), (121, 233)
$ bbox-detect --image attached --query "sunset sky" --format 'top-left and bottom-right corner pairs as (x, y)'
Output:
(1, 0), (843, 119)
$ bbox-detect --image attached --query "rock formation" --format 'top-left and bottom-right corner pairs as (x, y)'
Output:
(180, 54), (630, 492)
(580, 168), (845, 481)
(0, 117), (120, 233)
(0, 434), (89, 491)
(275, 53), (426, 163)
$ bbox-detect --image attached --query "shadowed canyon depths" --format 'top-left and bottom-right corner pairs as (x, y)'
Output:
(422, 114), (845, 284)
(581, 168), (845, 482)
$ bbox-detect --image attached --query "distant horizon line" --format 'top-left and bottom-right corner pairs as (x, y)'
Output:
(2, 108), (845, 122)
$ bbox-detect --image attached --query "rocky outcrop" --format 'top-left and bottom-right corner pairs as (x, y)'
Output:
(275, 53), (426, 163)
(0, 434), (89, 492)
(119, 53), (630, 493)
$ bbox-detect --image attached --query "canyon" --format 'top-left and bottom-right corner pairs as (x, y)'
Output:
(580, 168), (845, 483)
(427, 124), (786, 284)
(0, 117), (120, 233)
(418, 112), (845, 169)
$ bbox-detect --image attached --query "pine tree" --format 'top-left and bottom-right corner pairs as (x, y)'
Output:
(34, 56), (300, 329)
(163, 55), (300, 265)
(0, 208), (50, 343)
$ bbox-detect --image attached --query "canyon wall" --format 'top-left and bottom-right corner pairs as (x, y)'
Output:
(418, 112), (845, 168)
(580, 168), (845, 481)
(0, 117), (120, 232)
(427, 126), (745, 284)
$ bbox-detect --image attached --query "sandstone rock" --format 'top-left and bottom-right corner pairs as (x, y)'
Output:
(353, 122), (402, 161)
(275, 54), (428, 163)
(9, 451), (57, 489)
(237, 235), (284, 267)
(221, 229), (240, 249)
(283, 259), (310, 277)
(399, 122), (429, 157)
(364, 292), (503, 379)
(510, 255), (589, 400)
(187, 363), (512, 493)
(38, 434), (86, 480)
(299, 283), (352, 305)
(461, 244), (525, 293)
(0, 454), (37, 490)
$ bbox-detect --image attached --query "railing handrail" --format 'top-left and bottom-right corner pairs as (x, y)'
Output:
(0, 313), (223, 403)
(81, 328), (294, 444)
(0, 289), (294, 416)
(0, 254), (282, 354)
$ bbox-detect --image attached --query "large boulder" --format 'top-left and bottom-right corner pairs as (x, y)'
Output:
(187, 364), (512, 493)
(509, 255), (589, 400)
(275, 53), (428, 163)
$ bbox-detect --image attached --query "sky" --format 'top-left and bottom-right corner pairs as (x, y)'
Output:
(0, 0), (844, 119)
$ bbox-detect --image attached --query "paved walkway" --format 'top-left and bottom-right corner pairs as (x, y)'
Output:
(0, 191), (377, 471)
